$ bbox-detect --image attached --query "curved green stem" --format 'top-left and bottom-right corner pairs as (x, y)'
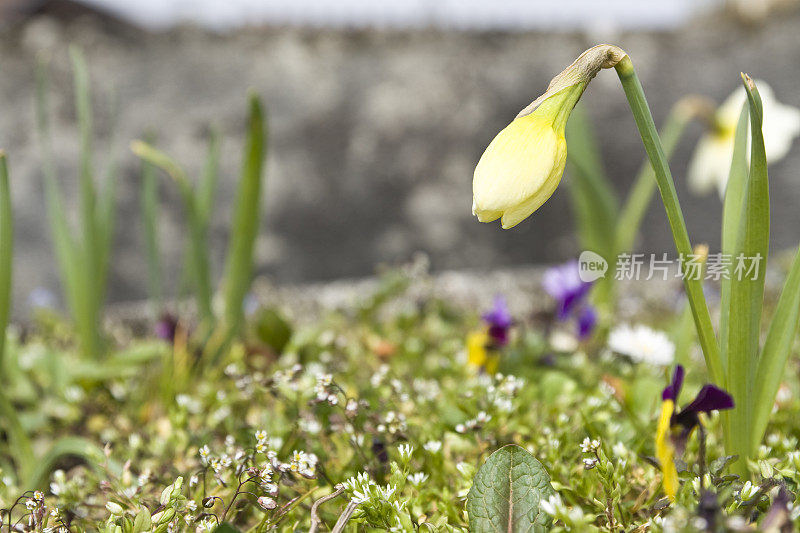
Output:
(614, 57), (724, 386)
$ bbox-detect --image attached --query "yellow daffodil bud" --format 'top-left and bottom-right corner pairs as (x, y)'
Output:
(655, 399), (679, 502)
(473, 45), (627, 229)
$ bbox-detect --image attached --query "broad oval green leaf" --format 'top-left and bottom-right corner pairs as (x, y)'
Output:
(467, 444), (555, 533)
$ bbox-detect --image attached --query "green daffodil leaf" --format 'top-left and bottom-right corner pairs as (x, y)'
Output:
(467, 444), (556, 533)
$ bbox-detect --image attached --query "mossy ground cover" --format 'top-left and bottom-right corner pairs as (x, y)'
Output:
(2, 269), (800, 532)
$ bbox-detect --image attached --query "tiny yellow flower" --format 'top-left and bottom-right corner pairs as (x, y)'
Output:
(472, 44), (627, 229)
(655, 398), (679, 502)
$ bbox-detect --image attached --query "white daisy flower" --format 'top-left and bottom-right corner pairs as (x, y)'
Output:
(688, 80), (800, 197)
(608, 324), (675, 366)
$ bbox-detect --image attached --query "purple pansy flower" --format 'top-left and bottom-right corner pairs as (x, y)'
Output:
(576, 306), (597, 340)
(542, 260), (597, 339)
(656, 365), (734, 500)
(482, 296), (512, 347)
(155, 312), (179, 344)
(662, 365), (734, 437)
(542, 260), (592, 320)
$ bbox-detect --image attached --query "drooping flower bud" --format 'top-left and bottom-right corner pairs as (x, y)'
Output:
(472, 45), (627, 229)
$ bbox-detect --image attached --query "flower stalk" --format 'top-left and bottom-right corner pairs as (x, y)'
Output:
(613, 57), (725, 387)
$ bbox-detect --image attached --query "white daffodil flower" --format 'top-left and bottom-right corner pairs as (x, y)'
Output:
(688, 80), (800, 197)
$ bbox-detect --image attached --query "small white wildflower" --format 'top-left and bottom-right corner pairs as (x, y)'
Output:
(398, 444), (414, 461)
(199, 445), (211, 463)
(378, 484), (397, 500)
(456, 462), (475, 478)
(727, 516), (748, 529)
(608, 324), (675, 366)
(788, 451), (800, 469)
(351, 491), (370, 504)
(740, 480), (759, 501)
(583, 458), (598, 470)
(423, 441), (442, 454)
(345, 399), (358, 414)
(257, 496), (277, 510)
(300, 418), (322, 434)
(407, 473), (429, 486)
(105, 502), (124, 515)
(493, 397), (513, 412)
(612, 441), (627, 457)
(540, 494), (562, 517)
(580, 437), (600, 454)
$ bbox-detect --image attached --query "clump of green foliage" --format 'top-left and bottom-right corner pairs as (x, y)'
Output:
(2, 267), (800, 531)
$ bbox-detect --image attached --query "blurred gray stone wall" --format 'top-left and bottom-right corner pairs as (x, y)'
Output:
(2, 8), (800, 312)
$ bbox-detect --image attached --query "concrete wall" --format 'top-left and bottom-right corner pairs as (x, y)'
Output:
(2, 8), (800, 311)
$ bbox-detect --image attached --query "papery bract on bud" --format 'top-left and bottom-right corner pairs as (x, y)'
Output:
(472, 44), (627, 229)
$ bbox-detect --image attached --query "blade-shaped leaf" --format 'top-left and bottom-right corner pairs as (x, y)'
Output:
(26, 437), (107, 489)
(96, 88), (121, 313)
(69, 47), (100, 306)
(467, 444), (555, 533)
(751, 245), (800, 449)
(720, 103), (750, 369)
(0, 153), (11, 366)
(222, 93), (267, 329)
(726, 74), (770, 467)
(0, 379), (35, 485)
(197, 126), (222, 231)
(131, 141), (213, 321)
(36, 57), (97, 357)
(140, 135), (162, 306)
